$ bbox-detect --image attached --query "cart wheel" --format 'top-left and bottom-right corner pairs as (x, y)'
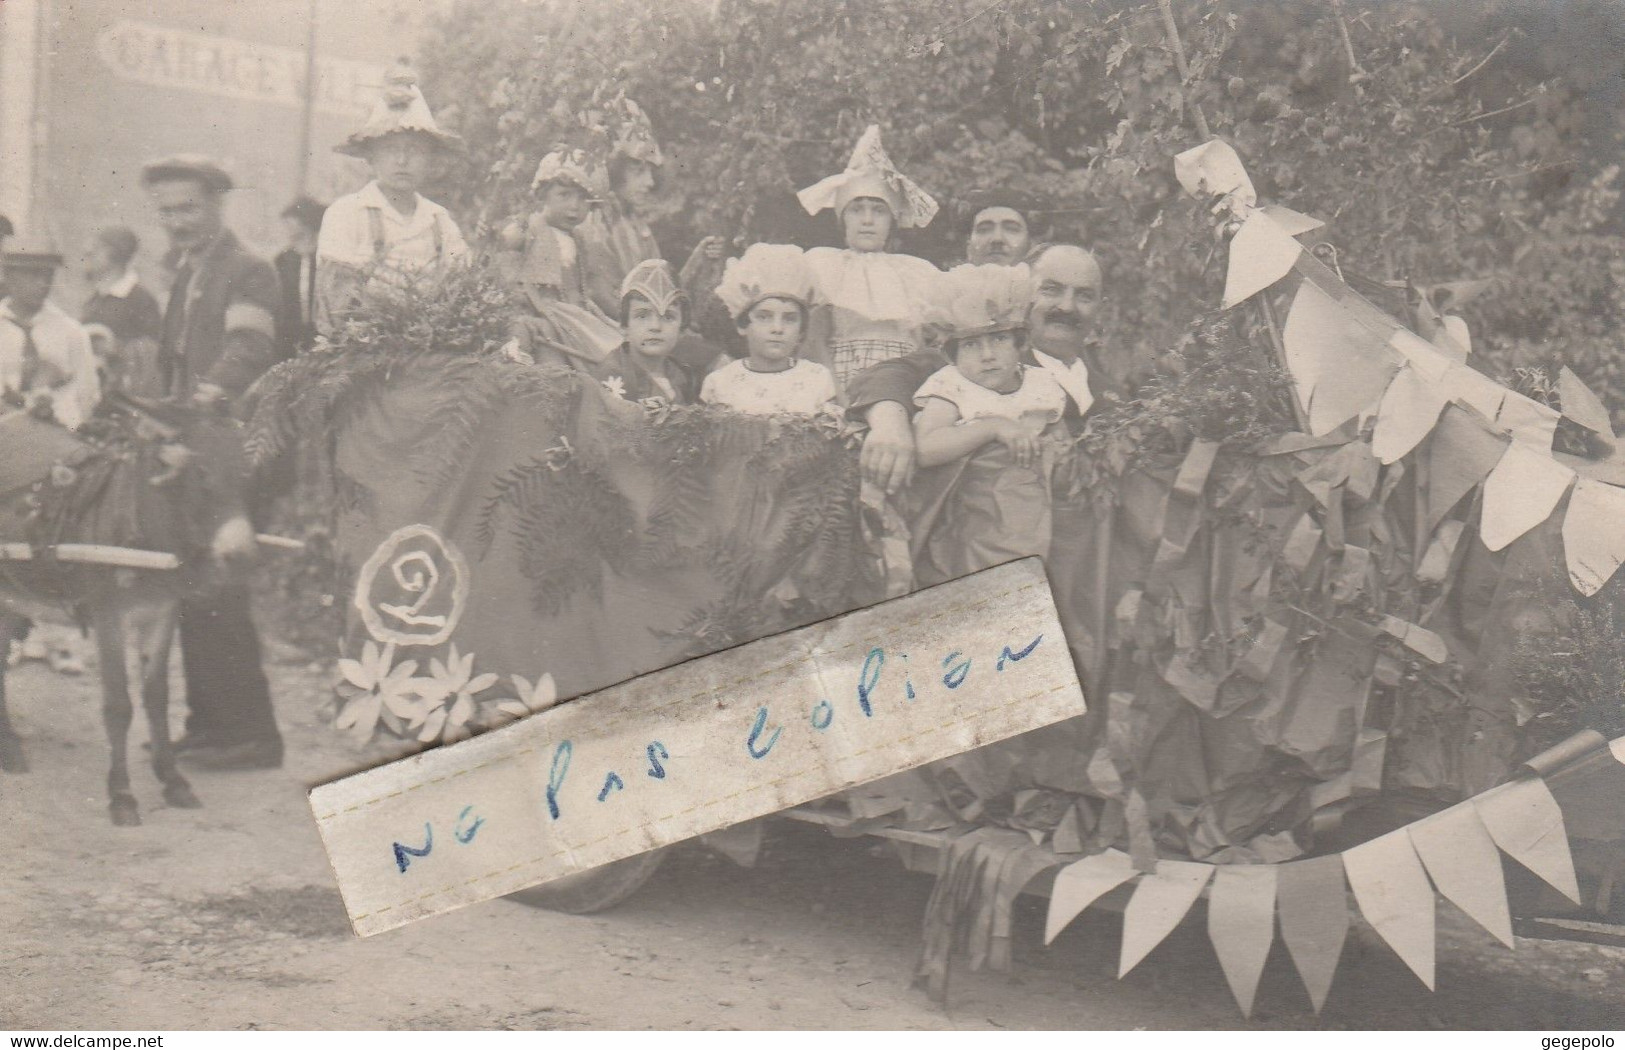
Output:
(506, 849), (666, 914)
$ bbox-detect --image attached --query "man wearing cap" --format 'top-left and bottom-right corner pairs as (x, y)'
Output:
(275, 196), (326, 356)
(1, 239), (100, 430)
(81, 226), (163, 395)
(142, 153), (284, 771)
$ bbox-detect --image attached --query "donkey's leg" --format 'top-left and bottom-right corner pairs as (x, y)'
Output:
(0, 613), (28, 772)
(93, 601), (140, 826)
(140, 599), (198, 809)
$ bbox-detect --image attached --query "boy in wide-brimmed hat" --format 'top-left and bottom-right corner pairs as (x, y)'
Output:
(316, 63), (469, 331)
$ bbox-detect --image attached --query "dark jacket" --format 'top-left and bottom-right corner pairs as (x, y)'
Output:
(273, 247), (318, 355)
(158, 228), (283, 404)
(82, 281), (163, 348)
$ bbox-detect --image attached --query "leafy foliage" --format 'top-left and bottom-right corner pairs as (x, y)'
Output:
(418, 0), (1625, 416)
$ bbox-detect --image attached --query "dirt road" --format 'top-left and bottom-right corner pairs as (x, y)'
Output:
(5, 640), (1625, 1031)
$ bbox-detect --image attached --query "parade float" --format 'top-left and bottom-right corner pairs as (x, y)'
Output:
(244, 141), (1625, 1014)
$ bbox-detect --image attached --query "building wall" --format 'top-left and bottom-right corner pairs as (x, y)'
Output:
(5, 0), (448, 300)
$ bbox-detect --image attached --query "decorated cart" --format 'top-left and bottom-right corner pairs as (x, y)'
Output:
(251, 146), (1625, 1015)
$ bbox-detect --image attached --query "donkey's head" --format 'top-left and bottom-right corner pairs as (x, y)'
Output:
(102, 393), (257, 571)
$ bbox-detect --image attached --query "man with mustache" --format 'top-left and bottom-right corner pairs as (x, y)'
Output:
(848, 242), (1119, 495)
(143, 155), (284, 771)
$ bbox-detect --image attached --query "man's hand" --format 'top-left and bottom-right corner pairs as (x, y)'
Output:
(210, 515), (258, 568)
(191, 381), (228, 411)
(860, 400), (917, 495)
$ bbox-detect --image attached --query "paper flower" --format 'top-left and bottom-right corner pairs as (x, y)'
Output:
(496, 673), (559, 722)
(414, 644), (499, 743)
(601, 375), (628, 399)
(336, 640), (426, 744)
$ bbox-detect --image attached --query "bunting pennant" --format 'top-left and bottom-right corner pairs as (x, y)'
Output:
(1372, 365), (1449, 465)
(1044, 848), (1137, 944)
(1388, 328), (1453, 384)
(1342, 829), (1436, 989)
(1440, 362), (1509, 422)
(1557, 366), (1616, 444)
(1495, 391), (1561, 451)
(1223, 211), (1304, 309)
(1424, 406), (1509, 535)
(1173, 139), (1256, 208)
(1259, 204), (1324, 236)
(1119, 860), (1214, 977)
(1474, 777), (1581, 904)
(1408, 804), (1515, 948)
(1276, 855), (1349, 1012)
(1282, 280), (1399, 436)
(1480, 443), (1575, 553)
(1561, 478), (1625, 597)
(1207, 864), (1278, 1018)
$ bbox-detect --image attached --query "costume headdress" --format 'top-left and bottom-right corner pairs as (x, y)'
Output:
(619, 259), (686, 315)
(929, 263), (1034, 340)
(335, 63), (463, 158)
(610, 97), (664, 167)
(532, 147), (607, 201)
(797, 125), (938, 230)
(715, 243), (815, 320)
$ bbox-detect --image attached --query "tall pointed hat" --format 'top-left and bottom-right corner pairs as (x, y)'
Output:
(336, 62), (463, 157)
(797, 125), (938, 229)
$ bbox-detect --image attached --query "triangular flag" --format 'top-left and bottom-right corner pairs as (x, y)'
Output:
(1613, 736), (1625, 765)
(1440, 362), (1508, 422)
(1425, 406), (1509, 534)
(1437, 315), (1472, 360)
(1496, 391), (1561, 451)
(1174, 139), (1256, 207)
(1342, 828), (1436, 989)
(1283, 280), (1400, 436)
(1044, 848), (1136, 944)
(1260, 204), (1324, 236)
(1474, 776), (1581, 904)
(1388, 328), (1453, 385)
(1480, 442), (1575, 552)
(1276, 855), (1348, 1012)
(1208, 864), (1278, 1017)
(1562, 478), (1625, 596)
(1372, 364), (1449, 464)
(1119, 859), (1214, 977)
(1408, 803), (1515, 948)
(1223, 211), (1303, 308)
(1558, 366), (1615, 444)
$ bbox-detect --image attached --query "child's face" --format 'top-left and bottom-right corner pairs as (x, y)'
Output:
(368, 134), (434, 197)
(623, 294), (682, 360)
(540, 183), (590, 230)
(956, 331), (1023, 394)
(841, 197), (894, 253)
(741, 297), (804, 364)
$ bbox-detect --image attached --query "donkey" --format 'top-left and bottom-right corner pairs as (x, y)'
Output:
(0, 395), (257, 825)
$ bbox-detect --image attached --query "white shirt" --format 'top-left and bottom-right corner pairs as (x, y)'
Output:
(317, 180), (470, 273)
(97, 269), (140, 299)
(700, 358), (840, 417)
(914, 363), (1068, 425)
(1031, 347), (1095, 416)
(0, 299), (101, 430)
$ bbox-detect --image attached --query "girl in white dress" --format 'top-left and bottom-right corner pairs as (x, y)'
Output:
(796, 125), (943, 392)
(702, 244), (839, 418)
(909, 264), (1068, 585)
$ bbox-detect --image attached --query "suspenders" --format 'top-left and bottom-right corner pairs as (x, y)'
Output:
(364, 206), (445, 264)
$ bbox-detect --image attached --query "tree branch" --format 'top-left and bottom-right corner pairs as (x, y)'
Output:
(1156, 0), (1211, 140)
